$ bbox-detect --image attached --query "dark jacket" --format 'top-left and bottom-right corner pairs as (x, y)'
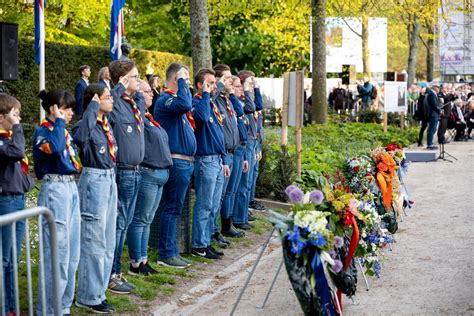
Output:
(72, 101), (117, 169)
(213, 82), (239, 152)
(0, 124), (34, 194)
(424, 89), (441, 119)
(108, 83), (146, 166)
(154, 79), (196, 157)
(32, 118), (80, 179)
(74, 78), (88, 118)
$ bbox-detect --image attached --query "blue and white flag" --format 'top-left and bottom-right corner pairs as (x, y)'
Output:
(110, 0), (126, 60)
(34, 0), (46, 65)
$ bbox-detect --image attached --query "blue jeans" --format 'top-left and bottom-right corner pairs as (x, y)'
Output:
(112, 168), (141, 274)
(427, 116), (439, 146)
(233, 140), (256, 224)
(249, 142), (261, 203)
(76, 168), (117, 306)
(37, 178), (80, 315)
(128, 167), (169, 263)
(0, 194), (25, 312)
(158, 158), (194, 259)
(214, 151), (233, 233)
(191, 155), (224, 248)
(221, 146), (245, 220)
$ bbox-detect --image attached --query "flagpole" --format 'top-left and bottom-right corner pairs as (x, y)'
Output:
(39, 2), (45, 120)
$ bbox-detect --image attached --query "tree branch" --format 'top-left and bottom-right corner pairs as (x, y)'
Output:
(341, 17), (362, 38)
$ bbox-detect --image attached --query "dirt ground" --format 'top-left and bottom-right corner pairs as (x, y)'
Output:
(151, 141), (474, 316)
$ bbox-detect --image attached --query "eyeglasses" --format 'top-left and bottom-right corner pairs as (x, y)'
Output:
(129, 74), (140, 80)
(143, 90), (153, 95)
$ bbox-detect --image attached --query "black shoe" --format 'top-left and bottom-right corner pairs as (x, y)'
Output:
(101, 300), (115, 312)
(75, 301), (111, 314)
(213, 232), (230, 246)
(248, 214), (256, 222)
(234, 223), (253, 230)
(128, 262), (151, 276)
(417, 143), (423, 147)
(249, 200), (266, 211)
(426, 145), (438, 150)
(222, 225), (245, 238)
(143, 262), (159, 275)
(208, 245), (224, 257)
(192, 247), (219, 260)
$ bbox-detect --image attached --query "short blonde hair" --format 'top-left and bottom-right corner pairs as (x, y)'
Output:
(0, 93), (21, 114)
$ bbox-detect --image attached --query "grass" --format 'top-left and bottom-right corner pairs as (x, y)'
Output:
(14, 187), (276, 314)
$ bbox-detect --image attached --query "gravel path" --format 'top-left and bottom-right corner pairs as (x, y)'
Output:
(152, 141), (474, 315)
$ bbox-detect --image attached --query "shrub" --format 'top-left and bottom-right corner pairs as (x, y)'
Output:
(3, 39), (191, 145)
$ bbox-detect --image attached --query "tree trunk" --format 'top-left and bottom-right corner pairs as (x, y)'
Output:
(361, 14), (370, 77)
(426, 24), (435, 82)
(189, 0), (212, 74)
(311, 0), (327, 124)
(407, 15), (421, 87)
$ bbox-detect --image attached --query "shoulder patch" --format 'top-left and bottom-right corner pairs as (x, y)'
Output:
(165, 98), (174, 106)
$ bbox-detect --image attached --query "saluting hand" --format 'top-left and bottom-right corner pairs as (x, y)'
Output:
(242, 160), (249, 173)
(203, 79), (211, 93)
(51, 104), (65, 120)
(244, 77), (252, 92)
(6, 108), (20, 125)
(119, 75), (130, 90)
(92, 94), (100, 103)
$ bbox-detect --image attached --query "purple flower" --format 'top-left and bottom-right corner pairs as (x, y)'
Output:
(373, 261), (381, 278)
(328, 249), (337, 259)
(332, 259), (343, 273)
(285, 185), (298, 196)
(288, 187), (305, 203)
(309, 190), (324, 204)
(334, 236), (344, 248)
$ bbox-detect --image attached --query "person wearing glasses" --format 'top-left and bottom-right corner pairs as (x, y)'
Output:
(127, 81), (172, 275)
(72, 83), (117, 313)
(107, 59), (145, 294)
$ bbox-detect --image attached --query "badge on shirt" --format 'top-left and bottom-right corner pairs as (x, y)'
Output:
(63, 149), (68, 158)
(99, 146), (106, 154)
(209, 117), (214, 123)
(127, 125), (133, 133)
(182, 119), (186, 124)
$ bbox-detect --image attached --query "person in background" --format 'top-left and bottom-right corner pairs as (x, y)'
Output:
(452, 98), (467, 141)
(357, 76), (374, 110)
(72, 83), (117, 313)
(127, 81), (172, 275)
(425, 85), (441, 150)
(415, 87), (428, 147)
(465, 100), (474, 139)
(148, 74), (161, 116)
(33, 89), (81, 315)
(154, 63), (195, 269)
(0, 94), (34, 315)
(107, 59), (145, 294)
(75, 65), (91, 119)
(98, 67), (112, 91)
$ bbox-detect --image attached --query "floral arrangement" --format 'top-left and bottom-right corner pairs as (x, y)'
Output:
(267, 143), (413, 314)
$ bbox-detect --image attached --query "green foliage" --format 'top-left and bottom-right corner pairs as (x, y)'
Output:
(256, 122), (418, 200)
(169, 0), (310, 76)
(3, 39), (191, 145)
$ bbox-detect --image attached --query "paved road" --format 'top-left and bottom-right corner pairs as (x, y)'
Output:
(153, 141), (474, 315)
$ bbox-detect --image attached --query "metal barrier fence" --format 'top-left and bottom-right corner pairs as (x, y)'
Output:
(0, 207), (61, 315)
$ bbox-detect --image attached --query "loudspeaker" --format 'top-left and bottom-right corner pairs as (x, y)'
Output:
(341, 64), (356, 85)
(384, 72), (396, 81)
(0, 22), (18, 81)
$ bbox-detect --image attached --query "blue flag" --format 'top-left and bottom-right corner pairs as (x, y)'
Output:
(110, 0), (126, 60)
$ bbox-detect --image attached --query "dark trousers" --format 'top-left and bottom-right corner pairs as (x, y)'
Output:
(454, 122), (466, 140)
(418, 120), (428, 145)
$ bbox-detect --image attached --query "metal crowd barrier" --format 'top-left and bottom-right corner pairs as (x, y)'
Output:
(0, 207), (61, 315)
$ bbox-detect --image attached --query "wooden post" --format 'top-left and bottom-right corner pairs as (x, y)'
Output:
(383, 112), (388, 133)
(281, 73), (290, 146)
(295, 71), (303, 177)
(400, 112), (405, 131)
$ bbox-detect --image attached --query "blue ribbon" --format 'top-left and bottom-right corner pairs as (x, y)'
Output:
(310, 250), (336, 316)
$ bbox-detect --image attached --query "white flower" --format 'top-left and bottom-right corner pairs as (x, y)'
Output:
(361, 232), (367, 238)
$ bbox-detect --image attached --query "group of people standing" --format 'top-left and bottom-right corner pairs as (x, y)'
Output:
(0, 59), (265, 314)
(414, 82), (474, 149)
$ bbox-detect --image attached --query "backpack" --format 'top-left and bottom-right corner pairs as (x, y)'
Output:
(370, 85), (377, 99)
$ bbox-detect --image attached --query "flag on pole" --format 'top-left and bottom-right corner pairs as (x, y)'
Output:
(34, 0), (46, 65)
(110, 0), (126, 60)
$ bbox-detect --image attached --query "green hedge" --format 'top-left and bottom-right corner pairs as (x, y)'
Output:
(3, 39), (191, 143)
